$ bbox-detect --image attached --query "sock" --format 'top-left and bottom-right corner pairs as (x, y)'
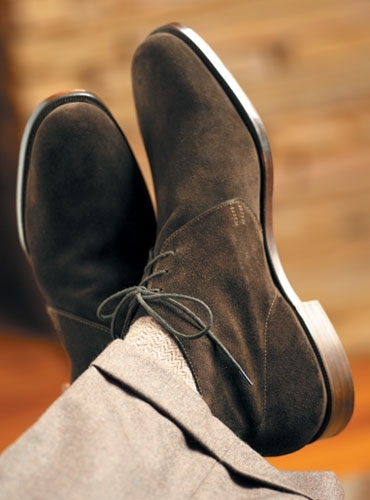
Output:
(125, 316), (198, 393)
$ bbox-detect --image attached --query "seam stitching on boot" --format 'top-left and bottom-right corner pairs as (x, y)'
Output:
(47, 306), (111, 333)
(263, 292), (278, 422)
(161, 198), (257, 251)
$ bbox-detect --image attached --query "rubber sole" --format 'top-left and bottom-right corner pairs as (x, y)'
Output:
(152, 22), (354, 441)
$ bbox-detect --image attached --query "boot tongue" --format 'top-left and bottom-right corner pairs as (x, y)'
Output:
(154, 207), (185, 252)
(155, 201), (216, 253)
(155, 197), (248, 254)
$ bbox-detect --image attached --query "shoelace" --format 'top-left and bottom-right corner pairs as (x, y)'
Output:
(97, 251), (253, 386)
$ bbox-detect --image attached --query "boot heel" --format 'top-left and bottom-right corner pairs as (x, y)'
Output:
(298, 299), (355, 440)
(267, 223), (354, 440)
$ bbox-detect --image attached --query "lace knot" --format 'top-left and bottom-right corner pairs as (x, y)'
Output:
(97, 251), (253, 385)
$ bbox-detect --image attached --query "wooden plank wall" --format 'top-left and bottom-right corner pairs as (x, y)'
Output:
(5, 0), (370, 356)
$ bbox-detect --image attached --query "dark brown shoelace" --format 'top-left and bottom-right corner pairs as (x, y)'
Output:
(97, 251), (253, 386)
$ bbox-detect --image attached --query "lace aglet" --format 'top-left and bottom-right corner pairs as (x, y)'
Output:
(209, 333), (253, 387)
(239, 368), (253, 386)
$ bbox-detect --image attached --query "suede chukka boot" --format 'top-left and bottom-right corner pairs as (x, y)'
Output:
(104, 24), (353, 456)
(17, 90), (156, 381)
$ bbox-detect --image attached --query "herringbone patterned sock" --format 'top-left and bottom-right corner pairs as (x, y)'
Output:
(125, 316), (198, 392)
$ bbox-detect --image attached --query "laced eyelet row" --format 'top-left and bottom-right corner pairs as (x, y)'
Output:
(97, 250), (253, 386)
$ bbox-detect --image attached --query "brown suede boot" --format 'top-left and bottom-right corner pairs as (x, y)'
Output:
(17, 90), (156, 381)
(101, 24), (354, 456)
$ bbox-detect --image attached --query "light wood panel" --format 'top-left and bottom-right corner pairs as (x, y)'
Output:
(0, 330), (69, 451)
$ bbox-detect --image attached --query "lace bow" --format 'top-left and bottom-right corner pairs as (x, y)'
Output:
(97, 251), (253, 385)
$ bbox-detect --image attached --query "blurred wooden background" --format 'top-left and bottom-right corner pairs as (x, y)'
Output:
(0, 0), (369, 496)
(4, 0), (370, 354)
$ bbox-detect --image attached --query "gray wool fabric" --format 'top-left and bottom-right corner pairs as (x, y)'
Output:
(0, 339), (343, 499)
